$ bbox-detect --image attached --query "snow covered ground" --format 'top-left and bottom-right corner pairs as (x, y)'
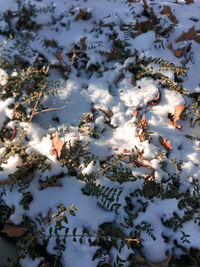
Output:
(0, 0), (200, 266)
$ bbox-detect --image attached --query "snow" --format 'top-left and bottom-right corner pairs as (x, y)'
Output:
(0, 0), (200, 266)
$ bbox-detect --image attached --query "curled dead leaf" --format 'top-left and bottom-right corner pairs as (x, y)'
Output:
(99, 108), (113, 118)
(159, 136), (172, 151)
(56, 48), (62, 61)
(147, 92), (161, 106)
(132, 106), (140, 118)
(75, 9), (91, 21)
(50, 132), (64, 159)
(173, 105), (186, 129)
(11, 127), (16, 141)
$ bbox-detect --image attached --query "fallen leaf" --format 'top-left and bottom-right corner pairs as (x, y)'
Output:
(161, 5), (178, 24)
(167, 43), (173, 51)
(75, 9), (91, 21)
(167, 43), (183, 58)
(114, 73), (124, 87)
(0, 177), (12, 186)
(1, 223), (28, 237)
(173, 105), (186, 129)
(44, 209), (52, 226)
(131, 75), (136, 87)
(137, 153), (151, 162)
(176, 26), (200, 43)
(185, 0), (194, 4)
(173, 49), (183, 58)
(141, 114), (148, 128)
(142, 0), (148, 9)
(147, 92), (161, 106)
(50, 132), (64, 159)
(80, 36), (87, 50)
(75, 9), (86, 21)
(40, 180), (62, 190)
(132, 106), (139, 118)
(56, 48), (62, 61)
(99, 108), (113, 118)
(159, 136), (172, 151)
(11, 127), (16, 141)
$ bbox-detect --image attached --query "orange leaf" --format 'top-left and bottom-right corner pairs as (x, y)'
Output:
(173, 105), (186, 129)
(141, 114), (147, 128)
(147, 92), (161, 106)
(51, 132), (64, 159)
(56, 48), (62, 61)
(176, 26), (200, 43)
(132, 106), (139, 118)
(159, 136), (172, 151)
(1, 223), (28, 237)
(11, 127), (16, 141)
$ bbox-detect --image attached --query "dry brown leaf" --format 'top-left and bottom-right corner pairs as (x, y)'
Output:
(99, 108), (113, 118)
(141, 114), (148, 128)
(147, 92), (161, 106)
(173, 49), (183, 58)
(185, 0), (194, 4)
(159, 136), (172, 151)
(40, 180), (62, 190)
(114, 73), (124, 87)
(0, 177), (12, 187)
(56, 48), (62, 61)
(50, 132), (64, 159)
(176, 26), (200, 43)
(75, 9), (87, 21)
(44, 209), (52, 226)
(161, 5), (178, 24)
(1, 223), (28, 237)
(167, 43), (173, 51)
(11, 127), (16, 141)
(80, 37), (87, 50)
(131, 75), (136, 87)
(173, 105), (186, 129)
(167, 43), (183, 58)
(142, 0), (148, 9)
